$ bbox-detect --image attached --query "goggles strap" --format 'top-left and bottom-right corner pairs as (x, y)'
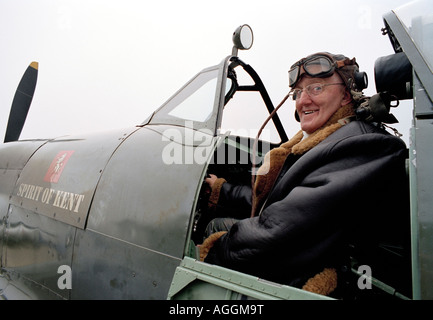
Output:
(336, 60), (346, 68)
(336, 57), (357, 69)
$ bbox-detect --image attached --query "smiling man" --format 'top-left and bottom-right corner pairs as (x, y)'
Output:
(201, 52), (410, 298)
(293, 74), (350, 134)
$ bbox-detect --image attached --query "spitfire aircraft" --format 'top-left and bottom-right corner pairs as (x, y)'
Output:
(1, 1), (432, 300)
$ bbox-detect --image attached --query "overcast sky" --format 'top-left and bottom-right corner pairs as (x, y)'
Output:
(0, 0), (414, 144)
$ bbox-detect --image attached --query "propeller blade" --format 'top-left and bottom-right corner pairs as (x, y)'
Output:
(4, 61), (39, 143)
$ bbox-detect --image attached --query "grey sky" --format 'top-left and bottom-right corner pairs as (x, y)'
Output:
(0, 0), (413, 144)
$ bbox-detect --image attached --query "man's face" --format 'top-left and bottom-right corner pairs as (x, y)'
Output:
(295, 73), (351, 134)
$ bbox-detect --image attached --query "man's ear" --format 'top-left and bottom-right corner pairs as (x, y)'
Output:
(342, 89), (353, 105)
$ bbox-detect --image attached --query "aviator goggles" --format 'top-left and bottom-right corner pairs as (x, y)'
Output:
(289, 54), (350, 88)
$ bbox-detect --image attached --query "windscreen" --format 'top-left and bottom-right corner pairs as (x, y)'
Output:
(394, 0), (433, 72)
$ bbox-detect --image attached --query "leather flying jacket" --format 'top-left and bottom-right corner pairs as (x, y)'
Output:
(205, 118), (410, 288)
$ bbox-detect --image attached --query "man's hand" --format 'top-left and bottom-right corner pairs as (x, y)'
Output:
(205, 174), (218, 189)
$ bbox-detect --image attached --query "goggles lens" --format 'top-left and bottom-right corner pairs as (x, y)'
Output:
(304, 57), (333, 76)
(289, 55), (335, 87)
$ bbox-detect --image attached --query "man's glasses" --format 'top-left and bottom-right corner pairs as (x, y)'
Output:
(289, 83), (344, 101)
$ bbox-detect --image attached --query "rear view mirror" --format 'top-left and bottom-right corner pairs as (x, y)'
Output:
(232, 24), (253, 56)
